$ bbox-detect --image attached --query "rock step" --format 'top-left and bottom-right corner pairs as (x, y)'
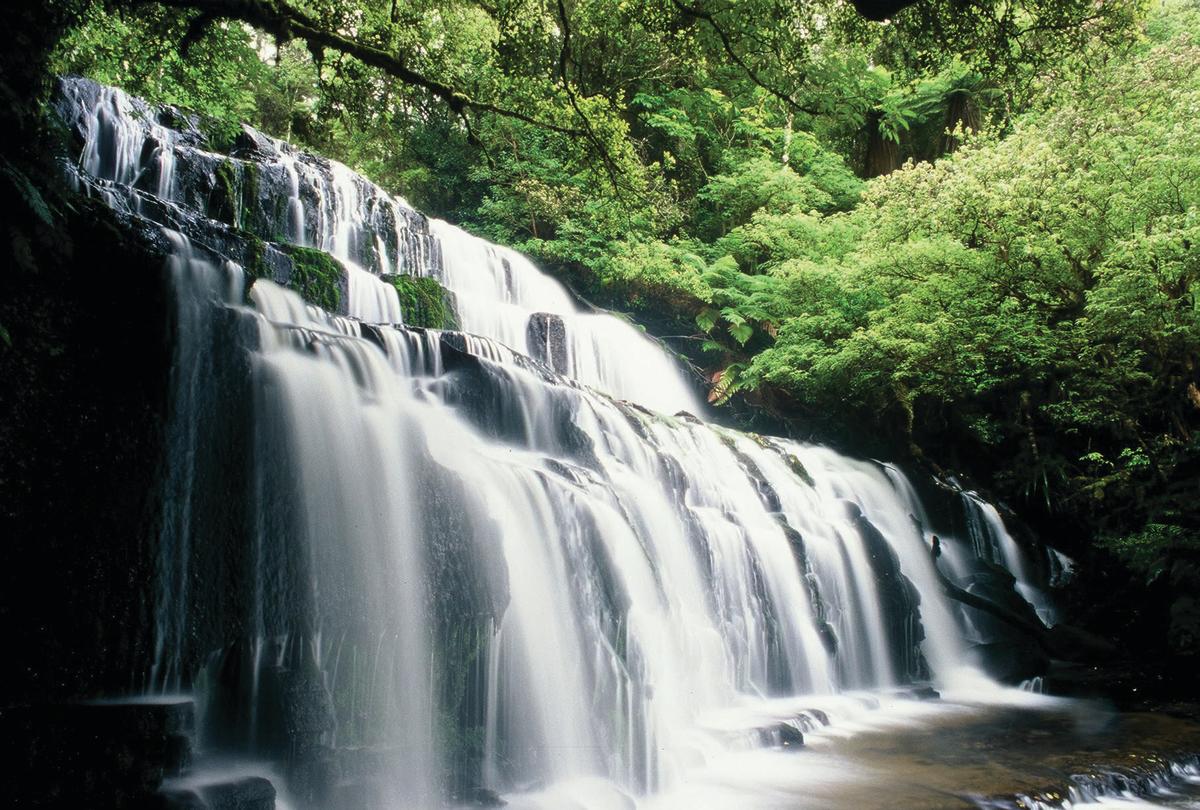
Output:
(156, 775), (276, 810)
(756, 722), (805, 750)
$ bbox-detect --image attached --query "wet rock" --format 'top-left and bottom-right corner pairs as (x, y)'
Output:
(203, 776), (276, 809)
(456, 786), (507, 806)
(156, 787), (207, 809)
(955, 560), (1056, 677)
(845, 502), (929, 681)
(526, 312), (568, 374)
(159, 776), (276, 810)
(906, 686), (941, 701)
(761, 722), (805, 749)
(967, 640), (1048, 684)
(1044, 622), (1116, 662)
(788, 709), (832, 733)
(232, 126), (282, 160)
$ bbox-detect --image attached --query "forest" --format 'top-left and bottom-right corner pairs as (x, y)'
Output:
(37, 0), (1199, 578)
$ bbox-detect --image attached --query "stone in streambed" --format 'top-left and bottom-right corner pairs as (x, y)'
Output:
(757, 722), (805, 750)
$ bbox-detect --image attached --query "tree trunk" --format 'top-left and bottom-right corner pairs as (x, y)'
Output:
(939, 89), (981, 156)
(865, 110), (899, 177)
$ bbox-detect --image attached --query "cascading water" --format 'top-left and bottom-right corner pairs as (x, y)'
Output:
(56, 76), (1103, 809)
(961, 492), (1057, 625)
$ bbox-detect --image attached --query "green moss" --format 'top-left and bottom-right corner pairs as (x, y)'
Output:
(241, 233), (268, 282)
(281, 245), (343, 313)
(210, 160), (260, 229)
(387, 274), (457, 329)
(210, 160), (239, 225)
(782, 452), (815, 488)
(435, 620), (490, 787)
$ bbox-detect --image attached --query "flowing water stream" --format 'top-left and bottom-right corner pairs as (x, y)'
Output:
(53, 76), (1197, 810)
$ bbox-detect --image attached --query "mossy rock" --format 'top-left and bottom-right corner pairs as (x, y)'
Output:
(241, 234), (268, 282)
(782, 452), (815, 488)
(208, 159), (262, 230)
(386, 274), (458, 329)
(208, 160), (239, 226)
(280, 245), (344, 313)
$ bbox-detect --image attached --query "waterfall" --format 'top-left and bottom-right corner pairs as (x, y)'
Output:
(55, 76), (1056, 809)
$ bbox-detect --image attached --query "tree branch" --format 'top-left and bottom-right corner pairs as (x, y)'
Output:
(555, 0), (622, 189)
(142, 0), (586, 137)
(928, 539), (1115, 662)
(668, 0), (820, 116)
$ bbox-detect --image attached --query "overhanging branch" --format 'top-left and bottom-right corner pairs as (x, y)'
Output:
(142, 0), (586, 137)
(668, 0), (820, 117)
(555, 0), (623, 189)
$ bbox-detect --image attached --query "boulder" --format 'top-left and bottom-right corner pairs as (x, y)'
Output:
(159, 776), (275, 810)
(757, 722), (805, 750)
(526, 312), (568, 373)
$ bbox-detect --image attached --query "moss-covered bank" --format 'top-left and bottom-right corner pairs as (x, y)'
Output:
(279, 244), (343, 313)
(387, 274), (457, 329)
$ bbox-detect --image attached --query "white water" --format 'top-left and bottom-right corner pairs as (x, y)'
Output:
(58, 76), (1080, 809)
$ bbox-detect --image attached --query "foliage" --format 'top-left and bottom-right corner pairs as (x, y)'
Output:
(697, 12), (1200, 557)
(1099, 524), (1200, 578)
(52, 5), (270, 125)
(35, 0), (1198, 571)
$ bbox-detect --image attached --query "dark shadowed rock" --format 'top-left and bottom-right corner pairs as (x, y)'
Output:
(754, 722), (805, 749)
(158, 776), (276, 810)
(906, 686), (941, 701)
(0, 700), (196, 808)
(1169, 595), (1199, 658)
(527, 312), (568, 373)
(203, 776), (276, 809)
(457, 786), (508, 806)
(967, 640), (1049, 684)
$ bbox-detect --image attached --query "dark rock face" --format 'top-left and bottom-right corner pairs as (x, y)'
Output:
(0, 700), (195, 808)
(527, 312), (568, 373)
(846, 503), (929, 682)
(437, 331), (601, 470)
(1169, 594), (1199, 657)
(455, 786), (508, 806)
(0, 194), (172, 706)
(952, 561), (1056, 683)
(797, 708), (831, 729)
(1169, 559), (1200, 659)
(967, 641), (1049, 684)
